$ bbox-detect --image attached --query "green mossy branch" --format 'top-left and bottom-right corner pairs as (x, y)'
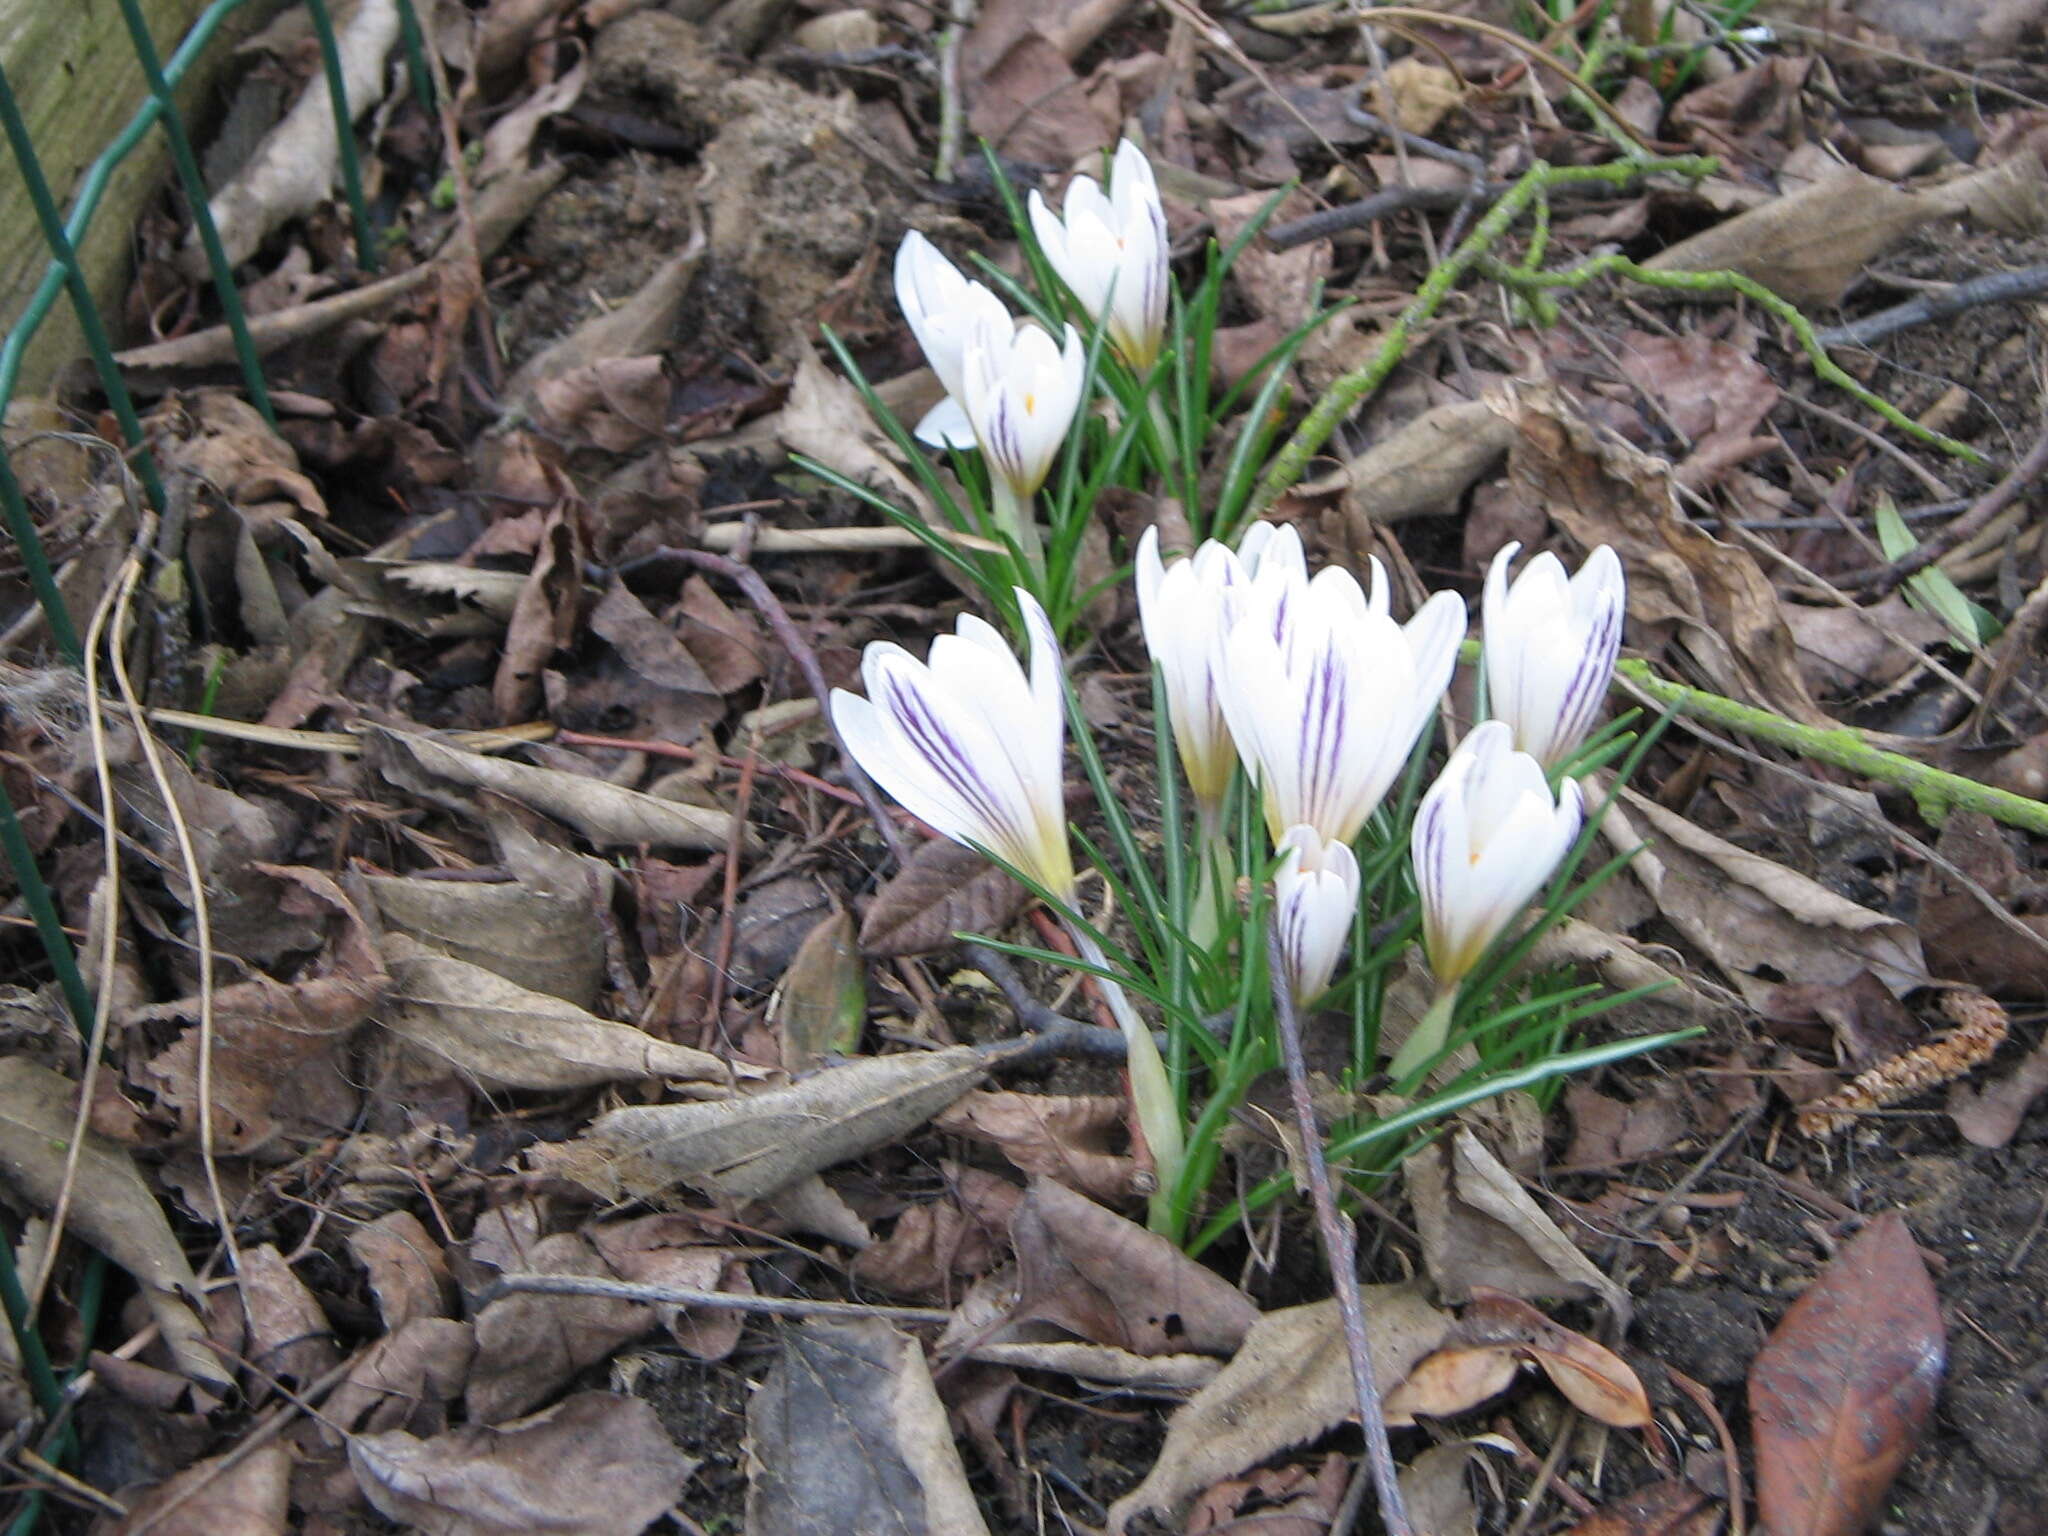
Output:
(1615, 659), (2048, 835)
(1252, 156), (1719, 512)
(1252, 153), (1986, 514)
(1489, 252), (1984, 465)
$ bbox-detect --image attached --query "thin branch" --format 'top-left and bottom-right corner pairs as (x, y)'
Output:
(1266, 923), (1411, 1536)
(668, 545), (912, 866)
(1836, 410), (2048, 596)
(1816, 262), (2048, 349)
(477, 1271), (953, 1323)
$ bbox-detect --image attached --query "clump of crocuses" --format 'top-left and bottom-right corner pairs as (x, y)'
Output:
(837, 138), (1631, 1237)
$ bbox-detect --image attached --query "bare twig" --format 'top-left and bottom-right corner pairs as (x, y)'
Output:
(476, 1271), (953, 1323)
(1266, 923), (1411, 1536)
(1817, 262), (2048, 349)
(1838, 411), (2048, 596)
(669, 546), (911, 865)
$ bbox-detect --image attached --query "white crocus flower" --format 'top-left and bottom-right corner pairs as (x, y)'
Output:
(1136, 520), (1307, 945)
(1028, 138), (1170, 371)
(1391, 721), (1584, 1079)
(830, 591), (1183, 1230)
(1274, 825), (1360, 1007)
(831, 590), (1074, 899)
(1133, 520), (1305, 816)
(1219, 557), (1467, 848)
(1482, 541), (1626, 771)
(958, 318), (1087, 505)
(894, 232), (1015, 450)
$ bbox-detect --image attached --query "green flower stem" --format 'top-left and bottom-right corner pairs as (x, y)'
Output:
(1188, 807), (1234, 951)
(1069, 923), (1186, 1235)
(1615, 658), (2048, 834)
(989, 479), (1044, 577)
(1487, 253), (1982, 465)
(1387, 983), (1458, 1083)
(1251, 156), (1720, 513)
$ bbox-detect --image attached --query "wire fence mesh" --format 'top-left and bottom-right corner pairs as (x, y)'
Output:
(0, 12), (431, 1523)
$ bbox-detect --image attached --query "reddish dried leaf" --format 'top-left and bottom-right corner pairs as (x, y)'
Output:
(1381, 1342), (1520, 1422)
(859, 837), (1029, 957)
(1562, 1478), (1720, 1536)
(1748, 1211), (1944, 1536)
(1399, 1291), (1651, 1428)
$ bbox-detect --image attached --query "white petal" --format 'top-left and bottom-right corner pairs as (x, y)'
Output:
(913, 395), (976, 449)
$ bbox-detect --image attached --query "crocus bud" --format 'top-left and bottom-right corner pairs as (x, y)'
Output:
(1134, 520), (1306, 817)
(1028, 139), (1170, 371)
(894, 232), (1016, 449)
(1482, 542), (1625, 770)
(958, 319), (1087, 503)
(831, 589), (1073, 899)
(1411, 721), (1583, 990)
(1219, 556), (1466, 847)
(1274, 824), (1360, 1006)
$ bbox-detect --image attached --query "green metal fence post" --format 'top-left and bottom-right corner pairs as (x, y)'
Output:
(395, 0), (437, 112)
(110, 0), (277, 427)
(303, 0), (381, 274)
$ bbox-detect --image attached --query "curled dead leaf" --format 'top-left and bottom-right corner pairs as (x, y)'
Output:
(541, 1044), (1006, 1203)
(378, 933), (730, 1093)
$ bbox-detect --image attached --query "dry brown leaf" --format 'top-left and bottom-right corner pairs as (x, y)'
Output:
(542, 1044), (1004, 1203)
(1643, 170), (1941, 307)
(1407, 1129), (1627, 1309)
(322, 1317), (476, 1441)
(238, 1244), (340, 1398)
(1105, 1289), (1450, 1535)
(1006, 1176), (1259, 1355)
(1786, 594), (1951, 698)
(107, 1443), (291, 1536)
(853, 1165), (1016, 1297)
(772, 908), (867, 1072)
(1922, 149), (2048, 235)
(1562, 1478), (1721, 1536)
(588, 576), (716, 695)
(504, 239), (704, 405)
(1383, 1344), (1521, 1423)
(465, 1230), (657, 1422)
(363, 859), (607, 1012)
(1460, 1291), (1652, 1427)
(188, 0), (398, 273)
(1607, 791), (1927, 1009)
(335, 558), (526, 637)
(1502, 383), (1833, 726)
(378, 933), (731, 1093)
(494, 506), (583, 723)
(130, 865), (385, 1151)
(776, 344), (937, 533)
(1916, 810), (2048, 998)
(588, 1213), (754, 1361)
(936, 1091), (1134, 1203)
(0, 1058), (224, 1388)
(1749, 1211), (1944, 1536)
(859, 836), (1029, 956)
(351, 1391), (693, 1536)
(531, 355), (674, 453)
(346, 1210), (452, 1331)
(1302, 399), (1516, 537)
(1396, 1442), (1488, 1536)
(1948, 1034), (2048, 1148)
(748, 1318), (991, 1536)
(115, 753), (325, 967)
(369, 727), (744, 851)
(962, 1339), (1220, 1389)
